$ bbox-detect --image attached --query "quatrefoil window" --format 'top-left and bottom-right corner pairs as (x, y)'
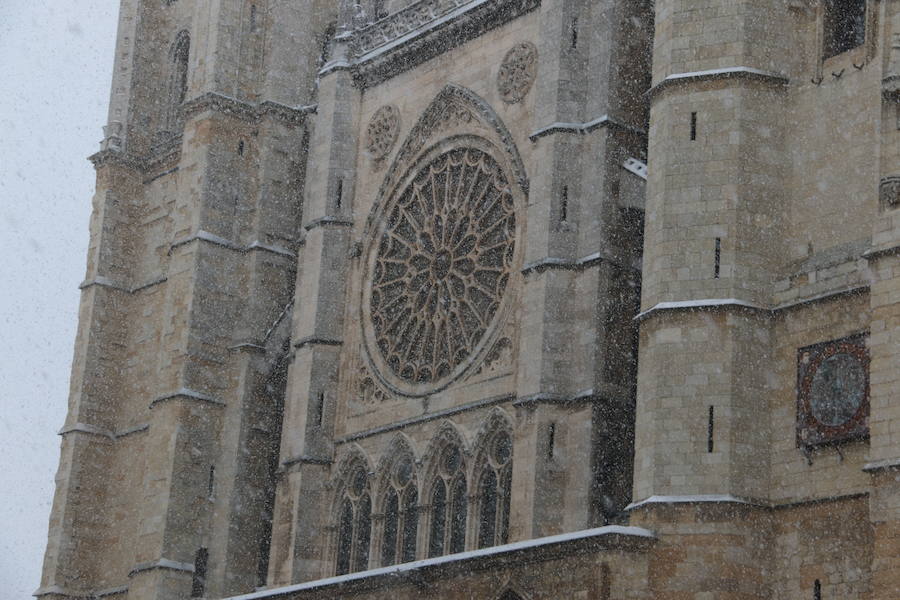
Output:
(365, 146), (516, 393)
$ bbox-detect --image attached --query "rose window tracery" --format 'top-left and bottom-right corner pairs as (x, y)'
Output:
(366, 147), (516, 391)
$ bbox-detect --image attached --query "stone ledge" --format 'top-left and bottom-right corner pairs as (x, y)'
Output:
(128, 558), (194, 577)
(58, 422), (149, 441)
(529, 114), (646, 142)
(182, 92), (315, 126)
(227, 525), (655, 600)
(79, 275), (167, 295)
(150, 388), (225, 409)
(303, 216), (355, 232)
(650, 66), (790, 98)
(293, 336), (344, 350)
(521, 250), (636, 276)
(863, 457), (900, 473)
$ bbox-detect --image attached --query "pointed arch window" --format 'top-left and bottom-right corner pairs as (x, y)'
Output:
(166, 31), (190, 133)
(428, 445), (467, 557)
(476, 430), (512, 549)
(380, 455), (418, 566)
(335, 464), (372, 575)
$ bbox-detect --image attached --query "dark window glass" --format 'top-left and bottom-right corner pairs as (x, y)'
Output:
(428, 480), (447, 558)
(449, 475), (467, 554)
(336, 500), (353, 576)
(190, 547), (208, 598)
(400, 487), (418, 563)
(498, 466), (511, 545)
(381, 490), (399, 566)
(354, 494), (372, 573)
(477, 467), (498, 549)
(824, 0), (866, 59)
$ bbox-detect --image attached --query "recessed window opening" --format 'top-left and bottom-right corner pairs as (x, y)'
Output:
(707, 406), (715, 453)
(250, 4), (258, 32)
(207, 465), (215, 498)
(238, 140), (244, 155)
(560, 186), (568, 223)
(314, 392), (325, 427)
(714, 237), (721, 278)
(690, 112), (698, 141)
(571, 17), (579, 49)
(190, 548), (208, 598)
(336, 178), (344, 212)
(823, 0), (866, 59)
(547, 423), (556, 459)
(814, 579), (822, 600)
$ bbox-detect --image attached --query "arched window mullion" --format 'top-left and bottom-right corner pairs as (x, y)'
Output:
(428, 478), (447, 558)
(400, 486), (418, 563)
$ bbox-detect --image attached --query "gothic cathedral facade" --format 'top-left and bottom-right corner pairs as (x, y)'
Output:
(37, 1), (900, 599)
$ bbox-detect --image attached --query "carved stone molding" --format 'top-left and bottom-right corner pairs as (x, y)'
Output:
(497, 42), (538, 104)
(879, 175), (900, 209)
(348, 0), (541, 89)
(365, 105), (401, 160)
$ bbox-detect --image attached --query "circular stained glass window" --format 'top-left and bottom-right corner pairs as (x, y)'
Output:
(363, 144), (517, 396)
(809, 352), (866, 427)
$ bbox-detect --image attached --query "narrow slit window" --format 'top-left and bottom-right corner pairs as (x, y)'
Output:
(238, 140), (244, 155)
(823, 0), (866, 59)
(207, 465), (215, 498)
(707, 406), (715, 453)
(336, 178), (344, 212)
(547, 423), (556, 459)
(714, 237), (721, 279)
(314, 392), (325, 427)
(190, 548), (208, 598)
(571, 17), (578, 49)
(814, 579), (822, 600)
(690, 112), (698, 141)
(560, 186), (568, 223)
(250, 5), (258, 32)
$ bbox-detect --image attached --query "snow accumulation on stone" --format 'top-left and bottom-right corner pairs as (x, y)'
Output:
(227, 526), (656, 600)
(626, 494), (761, 512)
(635, 298), (767, 320)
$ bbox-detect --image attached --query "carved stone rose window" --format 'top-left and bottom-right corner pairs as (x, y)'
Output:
(363, 145), (517, 396)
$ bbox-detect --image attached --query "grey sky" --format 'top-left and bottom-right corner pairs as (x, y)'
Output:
(0, 1), (118, 596)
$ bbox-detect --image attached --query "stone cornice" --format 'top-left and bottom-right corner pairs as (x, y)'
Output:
(225, 526), (654, 600)
(128, 558), (194, 577)
(337, 0), (540, 89)
(521, 250), (638, 276)
(149, 388), (225, 409)
(636, 285), (870, 322)
(182, 92), (316, 125)
(529, 114), (647, 141)
(649, 66), (790, 99)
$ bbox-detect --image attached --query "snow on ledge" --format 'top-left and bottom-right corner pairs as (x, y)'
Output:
(227, 526), (655, 600)
(656, 66), (789, 88)
(626, 494), (762, 511)
(636, 298), (768, 320)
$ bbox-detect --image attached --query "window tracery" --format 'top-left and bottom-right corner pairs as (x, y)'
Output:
(427, 444), (467, 557)
(335, 462), (373, 575)
(379, 453), (418, 566)
(474, 426), (512, 549)
(365, 146), (516, 394)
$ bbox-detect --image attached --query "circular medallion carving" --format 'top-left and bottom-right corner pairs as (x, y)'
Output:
(364, 145), (517, 396)
(497, 42), (538, 104)
(366, 105), (401, 160)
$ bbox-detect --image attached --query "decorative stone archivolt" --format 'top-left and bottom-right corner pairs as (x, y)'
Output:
(364, 145), (516, 395)
(366, 105), (401, 160)
(497, 42), (538, 104)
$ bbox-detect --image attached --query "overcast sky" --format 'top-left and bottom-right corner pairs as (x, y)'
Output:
(0, 1), (118, 596)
